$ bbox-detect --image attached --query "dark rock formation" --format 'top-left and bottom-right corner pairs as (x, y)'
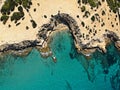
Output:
(37, 13), (120, 54)
(37, 13), (83, 50)
(0, 40), (39, 52)
(0, 13), (120, 56)
(106, 31), (120, 42)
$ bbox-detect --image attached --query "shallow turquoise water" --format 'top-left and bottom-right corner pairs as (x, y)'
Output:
(0, 30), (120, 90)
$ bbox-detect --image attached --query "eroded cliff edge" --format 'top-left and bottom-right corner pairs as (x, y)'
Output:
(0, 13), (120, 57)
(37, 13), (120, 55)
(0, 0), (120, 57)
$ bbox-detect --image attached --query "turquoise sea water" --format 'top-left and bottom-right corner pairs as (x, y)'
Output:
(0, 30), (120, 90)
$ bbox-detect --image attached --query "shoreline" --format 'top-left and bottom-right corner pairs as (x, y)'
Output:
(0, 13), (120, 57)
(0, 0), (120, 57)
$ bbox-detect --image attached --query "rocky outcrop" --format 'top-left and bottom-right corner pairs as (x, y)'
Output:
(0, 13), (120, 56)
(37, 13), (83, 50)
(106, 31), (120, 42)
(0, 40), (39, 52)
(115, 41), (120, 50)
(37, 13), (120, 54)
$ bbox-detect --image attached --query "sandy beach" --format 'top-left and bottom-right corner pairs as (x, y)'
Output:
(0, 0), (119, 53)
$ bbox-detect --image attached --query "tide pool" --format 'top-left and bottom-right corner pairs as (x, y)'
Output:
(0, 30), (120, 90)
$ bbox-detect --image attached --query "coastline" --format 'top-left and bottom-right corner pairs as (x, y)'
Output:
(0, 0), (120, 57)
(0, 1), (120, 89)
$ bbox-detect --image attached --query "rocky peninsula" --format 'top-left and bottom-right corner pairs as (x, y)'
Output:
(0, 0), (120, 57)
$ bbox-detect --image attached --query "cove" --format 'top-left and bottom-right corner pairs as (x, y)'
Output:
(0, 30), (120, 90)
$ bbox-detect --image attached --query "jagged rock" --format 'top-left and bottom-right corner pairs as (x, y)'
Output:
(0, 13), (120, 56)
(0, 40), (39, 52)
(115, 41), (120, 50)
(37, 13), (120, 55)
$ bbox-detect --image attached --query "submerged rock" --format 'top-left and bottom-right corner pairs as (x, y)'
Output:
(110, 68), (120, 90)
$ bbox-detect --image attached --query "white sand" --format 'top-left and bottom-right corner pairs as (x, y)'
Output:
(0, 0), (119, 51)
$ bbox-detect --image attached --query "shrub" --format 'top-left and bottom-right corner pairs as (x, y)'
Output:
(83, 11), (90, 18)
(16, 0), (22, 5)
(22, 0), (32, 9)
(82, 0), (88, 4)
(89, 29), (92, 33)
(16, 22), (21, 26)
(85, 11), (90, 16)
(44, 15), (47, 18)
(81, 21), (85, 27)
(1, 2), (10, 14)
(98, 1), (101, 6)
(0, 0), (32, 24)
(26, 26), (29, 30)
(30, 20), (37, 28)
(1, 0), (16, 14)
(10, 1), (16, 11)
(0, 15), (9, 24)
(34, 8), (36, 12)
(81, 6), (86, 12)
(106, 0), (120, 13)
(18, 6), (23, 12)
(77, 0), (81, 4)
(22, 0), (28, 8)
(91, 16), (95, 22)
(102, 10), (106, 15)
(77, 15), (79, 18)
(11, 12), (24, 21)
(88, 0), (96, 7)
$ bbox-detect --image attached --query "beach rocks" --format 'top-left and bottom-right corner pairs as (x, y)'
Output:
(0, 13), (120, 56)
(0, 40), (39, 52)
(115, 41), (120, 50)
(37, 13), (120, 55)
(40, 51), (52, 58)
(106, 31), (120, 42)
(37, 13), (82, 50)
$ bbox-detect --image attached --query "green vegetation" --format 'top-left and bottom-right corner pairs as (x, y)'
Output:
(16, 0), (22, 4)
(1, 0), (16, 14)
(11, 12), (24, 22)
(106, 0), (120, 13)
(98, 1), (101, 6)
(26, 26), (29, 30)
(77, 0), (81, 4)
(78, 0), (120, 11)
(34, 8), (36, 12)
(83, 11), (90, 18)
(81, 21), (85, 27)
(0, 15), (9, 24)
(16, 22), (21, 26)
(102, 10), (106, 15)
(0, 0), (32, 24)
(44, 15), (47, 18)
(18, 6), (23, 12)
(82, 0), (88, 4)
(22, 0), (32, 9)
(8, 24), (11, 28)
(81, 6), (86, 12)
(78, 0), (99, 7)
(76, 15), (79, 18)
(30, 20), (37, 28)
(91, 16), (95, 22)
(88, 0), (97, 7)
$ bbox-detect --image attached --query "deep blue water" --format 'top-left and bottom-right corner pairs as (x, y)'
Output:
(0, 30), (120, 90)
